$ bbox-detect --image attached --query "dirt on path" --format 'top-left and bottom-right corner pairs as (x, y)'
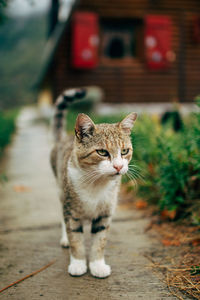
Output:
(0, 107), (176, 300)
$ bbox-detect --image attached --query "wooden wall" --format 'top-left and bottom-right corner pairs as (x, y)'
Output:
(48, 0), (200, 103)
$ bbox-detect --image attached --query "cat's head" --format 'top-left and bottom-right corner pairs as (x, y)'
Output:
(74, 113), (137, 177)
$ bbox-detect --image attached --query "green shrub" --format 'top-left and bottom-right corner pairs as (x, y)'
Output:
(129, 114), (162, 202)
(157, 104), (200, 214)
(0, 110), (18, 156)
(131, 100), (200, 221)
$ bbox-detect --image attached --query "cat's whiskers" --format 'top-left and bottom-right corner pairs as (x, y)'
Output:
(88, 175), (104, 186)
(125, 172), (138, 188)
(87, 170), (118, 185)
(79, 170), (99, 184)
(128, 168), (143, 179)
(125, 163), (146, 188)
(80, 170), (103, 186)
(128, 164), (142, 171)
(128, 165), (145, 181)
(128, 172), (145, 184)
(84, 174), (102, 185)
(80, 169), (120, 186)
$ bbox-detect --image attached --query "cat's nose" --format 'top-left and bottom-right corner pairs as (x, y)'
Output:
(113, 164), (123, 173)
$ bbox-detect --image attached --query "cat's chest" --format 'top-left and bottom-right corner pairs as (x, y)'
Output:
(68, 165), (119, 218)
(78, 184), (113, 214)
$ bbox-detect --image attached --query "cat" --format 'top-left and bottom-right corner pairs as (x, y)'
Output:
(50, 88), (137, 278)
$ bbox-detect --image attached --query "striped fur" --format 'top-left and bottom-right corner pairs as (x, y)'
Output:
(53, 88), (86, 142)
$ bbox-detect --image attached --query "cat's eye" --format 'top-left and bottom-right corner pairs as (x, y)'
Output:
(96, 149), (109, 157)
(121, 149), (129, 155)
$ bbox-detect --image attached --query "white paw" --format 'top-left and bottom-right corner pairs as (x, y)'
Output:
(60, 236), (69, 248)
(68, 256), (87, 276)
(89, 259), (111, 278)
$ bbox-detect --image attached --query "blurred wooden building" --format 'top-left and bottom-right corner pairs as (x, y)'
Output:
(37, 0), (200, 104)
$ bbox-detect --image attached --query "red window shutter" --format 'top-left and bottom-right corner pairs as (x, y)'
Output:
(71, 12), (99, 69)
(145, 15), (172, 70)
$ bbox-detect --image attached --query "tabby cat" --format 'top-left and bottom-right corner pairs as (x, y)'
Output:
(50, 88), (137, 278)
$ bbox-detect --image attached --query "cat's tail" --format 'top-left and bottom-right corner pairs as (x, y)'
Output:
(53, 88), (86, 142)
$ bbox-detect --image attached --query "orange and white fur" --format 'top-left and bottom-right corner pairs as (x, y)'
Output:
(50, 88), (137, 278)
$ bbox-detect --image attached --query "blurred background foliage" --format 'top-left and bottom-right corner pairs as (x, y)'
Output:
(0, 109), (18, 157)
(0, 0), (47, 109)
(131, 97), (200, 224)
(0, 0), (47, 157)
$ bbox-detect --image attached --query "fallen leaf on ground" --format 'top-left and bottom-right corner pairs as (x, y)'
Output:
(190, 239), (200, 247)
(13, 185), (32, 192)
(135, 200), (147, 209)
(161, 209), (176, 220)
(162, 239), (181, 247)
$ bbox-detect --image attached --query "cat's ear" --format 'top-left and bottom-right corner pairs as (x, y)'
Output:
(75, 113), (96, 140)
(119, 113), (137, 134)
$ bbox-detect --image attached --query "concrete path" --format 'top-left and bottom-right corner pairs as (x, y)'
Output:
(0, 108), (176, 300)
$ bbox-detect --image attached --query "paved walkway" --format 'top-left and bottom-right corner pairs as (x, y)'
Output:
(0, 108), (176, 300)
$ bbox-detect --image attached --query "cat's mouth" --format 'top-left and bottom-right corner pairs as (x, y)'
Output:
(110, 172), (121, 176)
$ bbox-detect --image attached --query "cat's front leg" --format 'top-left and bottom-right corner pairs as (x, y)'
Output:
(66, 217), (87, 276)
(89, 215), (111, 278)
(60, 218), (69, 248)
